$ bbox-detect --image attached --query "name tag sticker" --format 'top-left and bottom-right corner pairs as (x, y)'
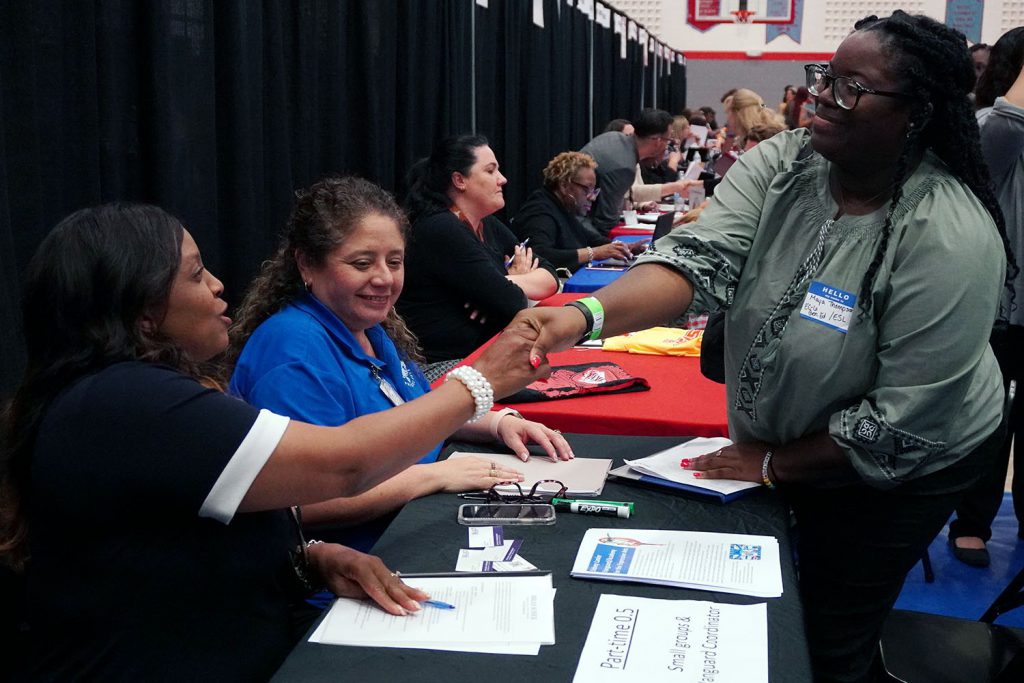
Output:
(799, 281), (856, 333)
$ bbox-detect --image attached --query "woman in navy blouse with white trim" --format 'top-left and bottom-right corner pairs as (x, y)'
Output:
(0, 202), (547, 680)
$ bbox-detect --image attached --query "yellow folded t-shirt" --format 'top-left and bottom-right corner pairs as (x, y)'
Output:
(602, 327), (703, 356)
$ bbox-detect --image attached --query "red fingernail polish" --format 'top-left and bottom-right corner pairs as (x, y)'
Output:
(693, 472), (702, 478)
(680, 458), (690, 467)
(529, 356), (541, 368)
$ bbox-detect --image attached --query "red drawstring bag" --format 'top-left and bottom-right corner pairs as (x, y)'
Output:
(500, 362), (650, 403)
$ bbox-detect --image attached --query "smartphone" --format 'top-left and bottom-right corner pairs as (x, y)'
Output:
(457, 503), (556, 526)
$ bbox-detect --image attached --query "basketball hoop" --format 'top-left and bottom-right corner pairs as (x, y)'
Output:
(730, 9), (756, 24)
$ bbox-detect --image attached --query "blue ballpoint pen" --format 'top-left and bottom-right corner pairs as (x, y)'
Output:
(422, 599), (456, 610)
(504, 237), (530, 269)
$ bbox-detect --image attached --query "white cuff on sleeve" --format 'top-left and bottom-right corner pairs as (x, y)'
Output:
(199, 409), (290, 524)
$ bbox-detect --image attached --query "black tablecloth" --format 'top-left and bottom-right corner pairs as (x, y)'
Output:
(272, 434), (812, 682)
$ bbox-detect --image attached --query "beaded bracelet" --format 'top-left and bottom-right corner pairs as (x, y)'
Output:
(586, 245), (594, 264)
(445, 366), (494, 422)
(761, 449), (776, 489)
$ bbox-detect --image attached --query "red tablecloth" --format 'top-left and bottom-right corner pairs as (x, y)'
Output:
(609, 225), (656, 238)
(536, 292), (584, 307)
(435, 344), (728, 438)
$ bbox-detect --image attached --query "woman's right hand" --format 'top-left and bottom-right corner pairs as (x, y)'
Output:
(506, 245), (539, 275)
(506, 307), (588, 370)
(593, 241), (633, 261)
(470, 321), (550, 399)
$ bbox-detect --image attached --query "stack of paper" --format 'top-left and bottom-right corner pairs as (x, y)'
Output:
(449, 451), (613, 497)
(573, 595), (768, 682)
(308, 573), (556, 655)
(570, 528), (782, 598)
(610, 437), (761, 502)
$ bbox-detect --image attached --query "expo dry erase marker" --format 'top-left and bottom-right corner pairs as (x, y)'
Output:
(552, 498), (635, 515)
(552, 500), (631, 519)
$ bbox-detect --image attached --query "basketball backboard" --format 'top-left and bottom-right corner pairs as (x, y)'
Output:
(691, 0), (795, 24)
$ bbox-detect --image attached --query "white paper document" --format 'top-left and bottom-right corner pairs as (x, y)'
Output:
(455, 540), (523, 571)
(624, 437), (761, 497)
(571, 528), (783, 598)
(573, 595), (768, 683)
(493, 554), (537, 572)
(308, 574), (556, 655)
(467, 525), (505, 548)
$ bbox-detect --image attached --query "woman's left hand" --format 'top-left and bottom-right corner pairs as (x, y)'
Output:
(680, 442), (767, 483)
(496, 416), (574, 462)
(310, 543), (430, 616)
(433, 455), (524, 493)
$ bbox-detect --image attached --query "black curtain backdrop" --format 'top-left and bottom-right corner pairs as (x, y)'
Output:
(0, 0), (683, 396)
(591, 19), (617, 133)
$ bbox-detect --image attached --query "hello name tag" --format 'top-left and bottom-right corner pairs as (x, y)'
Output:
(799, 281), (856, 333)
(378, 377), (406, 407)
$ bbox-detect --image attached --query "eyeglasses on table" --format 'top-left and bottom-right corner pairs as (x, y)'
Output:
(459, 479), (568, 503)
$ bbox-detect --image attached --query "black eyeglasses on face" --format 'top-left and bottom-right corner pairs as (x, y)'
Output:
(804, 64), (914, 111)
(459, 479), (568, 503)
(571, 181), (600, 200)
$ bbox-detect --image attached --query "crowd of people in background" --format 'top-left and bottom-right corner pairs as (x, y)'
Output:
(1, 11), (1021, 683)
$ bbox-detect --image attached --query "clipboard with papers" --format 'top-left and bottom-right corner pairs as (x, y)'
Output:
(607, 437), (761, 503)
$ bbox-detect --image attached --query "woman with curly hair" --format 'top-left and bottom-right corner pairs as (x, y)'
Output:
(509, 11), (1016, 681)
(512, 151), (639, 273)
(229, 176), (571, 551)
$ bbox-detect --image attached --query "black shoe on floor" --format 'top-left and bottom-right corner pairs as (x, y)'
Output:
(948, 536), (990, 568)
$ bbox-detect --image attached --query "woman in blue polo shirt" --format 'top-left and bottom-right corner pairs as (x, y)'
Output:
(229, 176), (572, 551)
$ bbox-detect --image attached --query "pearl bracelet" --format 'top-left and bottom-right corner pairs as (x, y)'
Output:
(586, 245), (594, 264)
(445, 366), (495, 422)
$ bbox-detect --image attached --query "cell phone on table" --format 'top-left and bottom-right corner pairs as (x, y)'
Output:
(457, 503), (556, 526)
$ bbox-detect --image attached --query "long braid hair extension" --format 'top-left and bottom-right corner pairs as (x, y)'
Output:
(852, 12), (1018, 320)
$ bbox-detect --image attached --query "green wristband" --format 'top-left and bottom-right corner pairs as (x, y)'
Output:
(577, 297), (605, 340)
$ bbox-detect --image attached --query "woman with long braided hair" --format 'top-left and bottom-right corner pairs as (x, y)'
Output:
(509, 11), (1014, 682)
